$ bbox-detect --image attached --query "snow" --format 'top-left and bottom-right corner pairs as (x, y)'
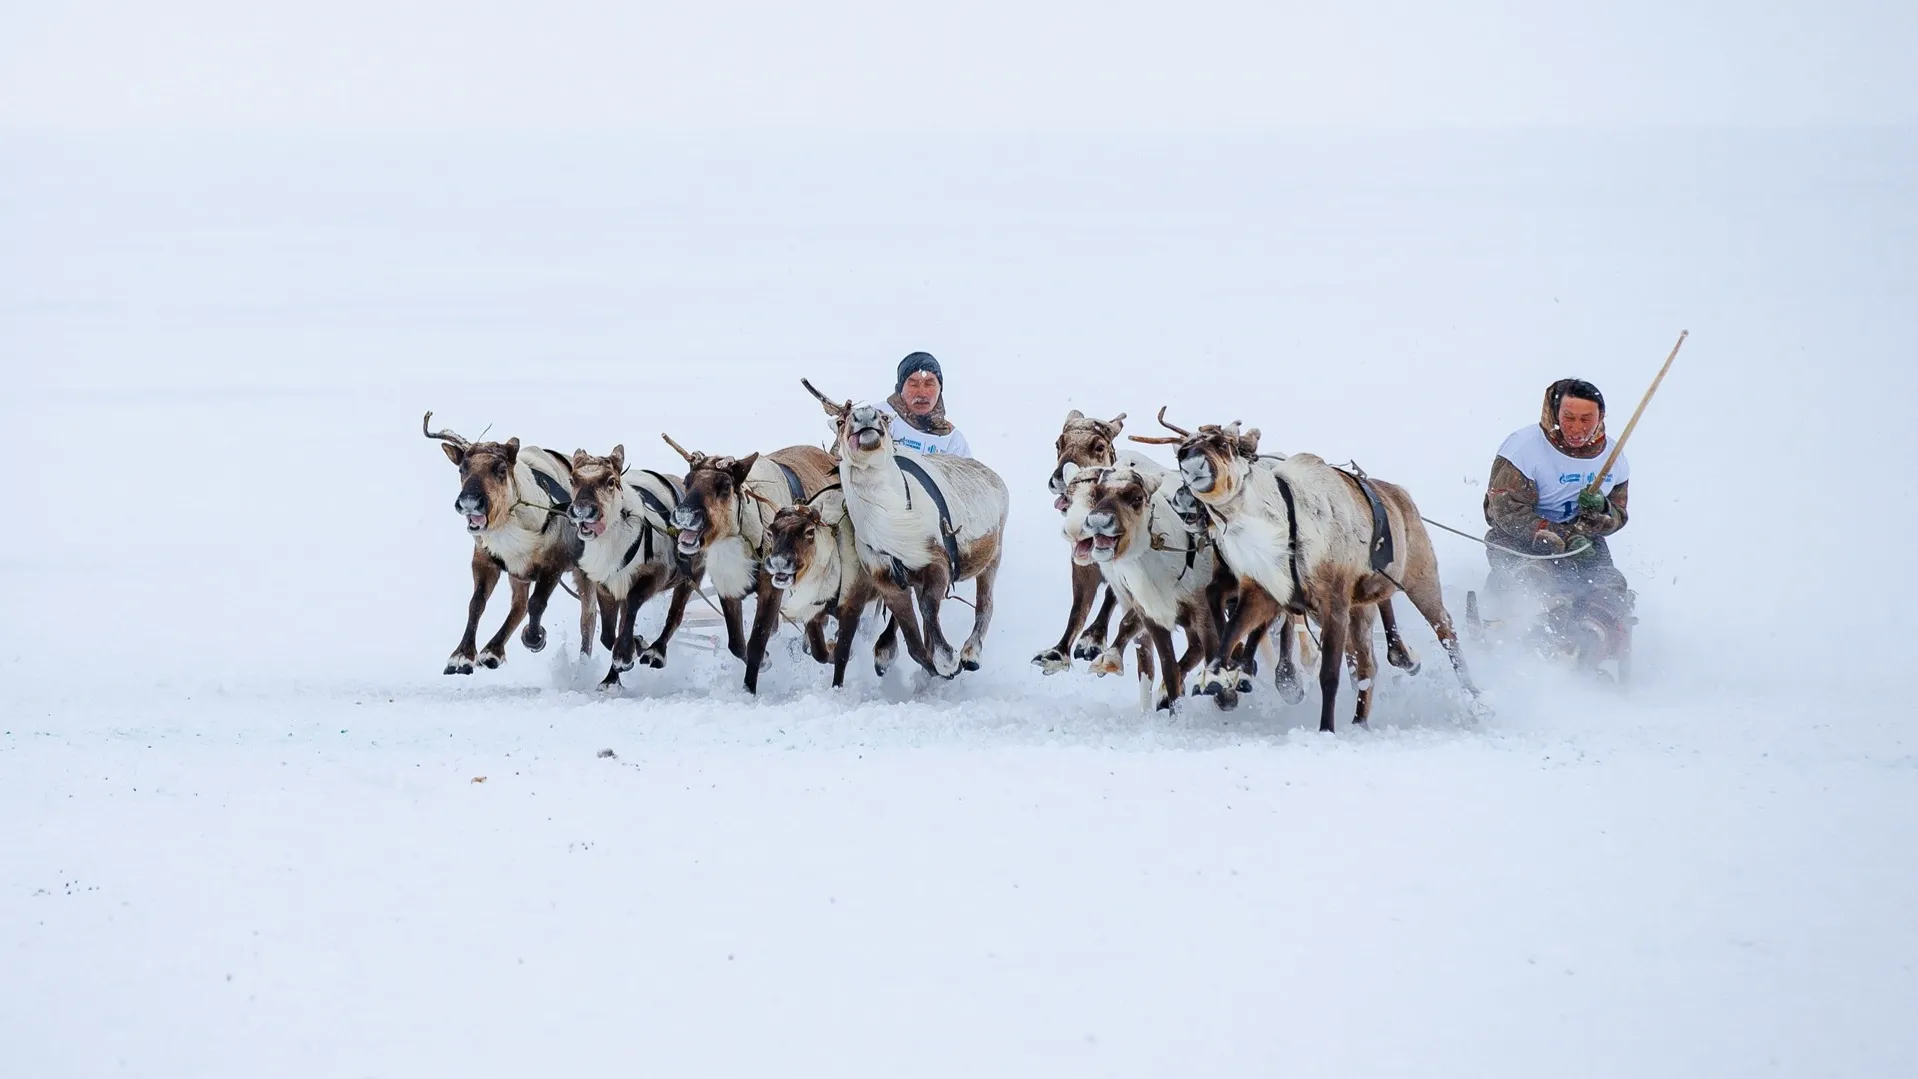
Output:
(4, 130), (1916, 1076)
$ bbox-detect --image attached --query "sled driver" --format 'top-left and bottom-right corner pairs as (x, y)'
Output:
(884, 351), (972, 458)
(1483, 378), (1632, 651)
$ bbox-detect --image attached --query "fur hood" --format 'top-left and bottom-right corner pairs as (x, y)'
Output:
(1539, 379), (1607, 459)
(888, 391), (954, 437)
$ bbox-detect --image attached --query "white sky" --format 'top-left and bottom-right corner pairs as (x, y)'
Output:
(2, 1), (1915, 130)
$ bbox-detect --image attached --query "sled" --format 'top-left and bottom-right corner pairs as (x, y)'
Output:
(1464, 585), (1636, 685)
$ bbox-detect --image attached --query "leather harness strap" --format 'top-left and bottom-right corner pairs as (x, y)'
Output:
(774, 461), (806, 504)
(893, 454), (962, 582)
(1335, 464), (1397, 574)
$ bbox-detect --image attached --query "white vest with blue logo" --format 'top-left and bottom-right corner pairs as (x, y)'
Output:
(1496, 424), (1628, 523)
(887, 413), (972, 458)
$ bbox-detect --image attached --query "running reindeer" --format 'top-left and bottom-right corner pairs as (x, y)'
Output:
(564, 445), (702, 688)
(1057, 462), (1220, 710)
(802, 379), (1009, 679)
(761, 489), (885, 689)
(422, 412), (597, 674)
(1133, 408), (1477, 731)
(662, 433), (837, 694)
(1035, 409), (1148, 675)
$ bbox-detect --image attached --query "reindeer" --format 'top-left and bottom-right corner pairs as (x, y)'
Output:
(422, 412), (597, 674)
(1134, 409), (1474, 731)
(1057, 463), (1220, 710)
(803, 379), (1009, 679)
(1034, 409), (1156, 675)
(761, 489), (889, 689)
(661, 434), (837, 694)
(565, 446), (702, 688)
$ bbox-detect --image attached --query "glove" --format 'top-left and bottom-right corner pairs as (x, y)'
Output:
(1577, 488), (1609, 512)
(1531, 527), (1567, 554)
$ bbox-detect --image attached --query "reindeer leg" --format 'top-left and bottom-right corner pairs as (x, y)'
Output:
(448, 548), (501, 674)
(721, 596), (747, 661)
(805, 614), (831, 664)
(1348, 604), (1378, 726)
(595, 585), (619, 654)
(960, 556), (999, 672)
(883, 592), (937, 676)
(639, 577), (694, 669)
(1075, 586), (1120, 661)
(1401, 574), (1479, 698)
(1236, 619), (1269, 694)
(1273, 612), (1307, 705)
(830, 600), (863, 688)
(916, 563), (960, 678)
(1148, 621), (1182, 712)
(1092, 608), (1141, 676)
(520, 569), (562, 653)
(600, 588), (641, 690)
(742, 585), (783, 695)
(1207, 583), (1279, 710)
(873, 605), (900, 676)
(1379, 596), (1421, 674)
(574, 568), (598, 658)
(1315, 590), (1352, 733)
(1037, 562), (1102, 673)
(478, 575), (531, 669)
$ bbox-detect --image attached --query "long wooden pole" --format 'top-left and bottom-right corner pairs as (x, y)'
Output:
(1584, 330), (1687, 495)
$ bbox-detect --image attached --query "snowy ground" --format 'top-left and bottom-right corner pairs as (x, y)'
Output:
(4, 131), (1916, 1076)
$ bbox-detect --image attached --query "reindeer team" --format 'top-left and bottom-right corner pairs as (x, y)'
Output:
(424, 387), (1478, 732)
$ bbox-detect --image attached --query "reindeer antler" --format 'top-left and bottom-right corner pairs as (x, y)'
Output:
(801, 378), (852, 415)
(661, 432), (701, 464)
(1128, 434), (1184, 445)
(1155, 406), (1191, 437)
(422, 411), (471, 449)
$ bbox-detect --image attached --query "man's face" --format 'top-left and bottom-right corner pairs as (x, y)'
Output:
(901, 370), (941, 416)
(1557, 396), (1603, 448)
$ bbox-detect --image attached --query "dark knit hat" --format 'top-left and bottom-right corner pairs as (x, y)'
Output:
(895, 351), (943, 393)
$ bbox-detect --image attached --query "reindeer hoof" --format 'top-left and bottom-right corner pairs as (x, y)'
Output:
(1071, 637), (1104, 662)
(476, 650), (504, 670)
(1213, 684), (1241, 711)
(637, 646), (666, 670)
(1089, 648), (1125, 677)
(598, 674), (622, 691)
(611, 653), (635, 674)
(931, 647), (961, 679)
(444, 657), (475, 675)
(1034, 649), (1071, 675)
(1235, 674), (1255, 695)
(1276, 674), (1306, 706)
(961, 658), (981, 672)
(1155, 694), (1176, 713)
(522, 625), (547, 653)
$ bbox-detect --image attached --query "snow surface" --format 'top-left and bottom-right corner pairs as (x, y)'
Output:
(4, 131), (1916, 1076)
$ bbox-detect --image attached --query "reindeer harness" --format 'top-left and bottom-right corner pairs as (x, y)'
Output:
(891, 455), (963, 586)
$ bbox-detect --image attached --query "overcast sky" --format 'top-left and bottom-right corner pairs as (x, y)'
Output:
(3, 1), (1914, 130)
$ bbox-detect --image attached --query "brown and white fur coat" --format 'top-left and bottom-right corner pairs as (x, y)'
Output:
(1059, 463), (1219, 710)
(424, 412), (596, 675)
(665, 437), (838, 694)
(761, 490), (887, 689)
(1157, 417), (1477, 731)
(566, 446), (701, 689)
(805, 380), (1009, 679)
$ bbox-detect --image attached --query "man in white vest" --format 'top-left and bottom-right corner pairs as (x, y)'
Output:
(1483, 378), (1632, 652)
(884, 351), (972, 458)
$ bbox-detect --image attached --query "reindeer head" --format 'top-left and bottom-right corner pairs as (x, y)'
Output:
(1048, 409), (1126, 512)
(1129, 407), (1260, 506)
(802, 378), (891, 463)
(762, 489), (847, 592)
(1059, 464), (1164, 566)
(424, 411), (521, 534)
(566, 445), (627, 542)
(665, 433), (760, 558)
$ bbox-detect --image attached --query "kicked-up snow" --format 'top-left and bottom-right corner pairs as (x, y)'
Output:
(3, 131), (1914, 1077)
